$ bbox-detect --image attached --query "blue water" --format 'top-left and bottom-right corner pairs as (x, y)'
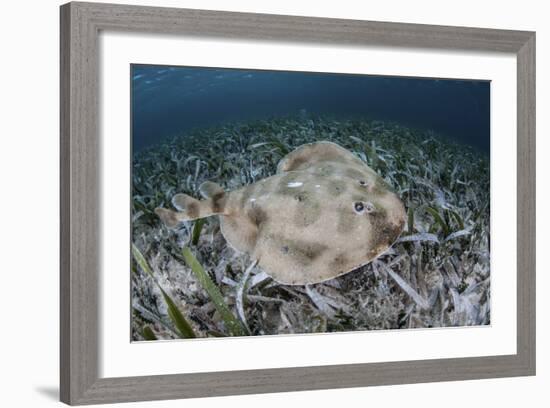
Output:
(131, 65), (490, 153)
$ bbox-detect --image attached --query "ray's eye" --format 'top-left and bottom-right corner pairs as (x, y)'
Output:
(353, 201), (375, 214)
(358, 180), (368, 187)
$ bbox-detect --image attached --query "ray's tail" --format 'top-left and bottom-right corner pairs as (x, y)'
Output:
(155, 181), (226, 228)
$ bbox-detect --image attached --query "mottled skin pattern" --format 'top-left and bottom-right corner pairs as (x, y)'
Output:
(156, 141), (406, 285)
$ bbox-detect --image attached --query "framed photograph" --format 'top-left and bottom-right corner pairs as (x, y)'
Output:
(60, 1), (535, 405)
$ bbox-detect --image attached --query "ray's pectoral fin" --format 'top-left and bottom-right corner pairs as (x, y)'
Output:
(155, 182), (227, 228)
(277, 141), (364, 173)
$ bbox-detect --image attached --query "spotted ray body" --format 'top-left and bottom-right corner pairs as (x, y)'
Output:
(156, 141), (406, 285)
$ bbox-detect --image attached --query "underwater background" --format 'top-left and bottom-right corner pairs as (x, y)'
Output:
(131, 65), (490, 341)
(132, 65), (490, 153)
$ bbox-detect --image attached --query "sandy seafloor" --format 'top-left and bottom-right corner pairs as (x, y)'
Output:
(131, 115), (490, 341)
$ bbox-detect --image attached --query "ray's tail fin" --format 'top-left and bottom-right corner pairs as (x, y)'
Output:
(155, 181), (227, 228)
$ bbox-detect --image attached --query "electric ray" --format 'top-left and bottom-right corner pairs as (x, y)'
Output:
(155, 141), (406, 285)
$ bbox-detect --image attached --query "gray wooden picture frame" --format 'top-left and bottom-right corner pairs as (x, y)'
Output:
(60, 1), (536, 405)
